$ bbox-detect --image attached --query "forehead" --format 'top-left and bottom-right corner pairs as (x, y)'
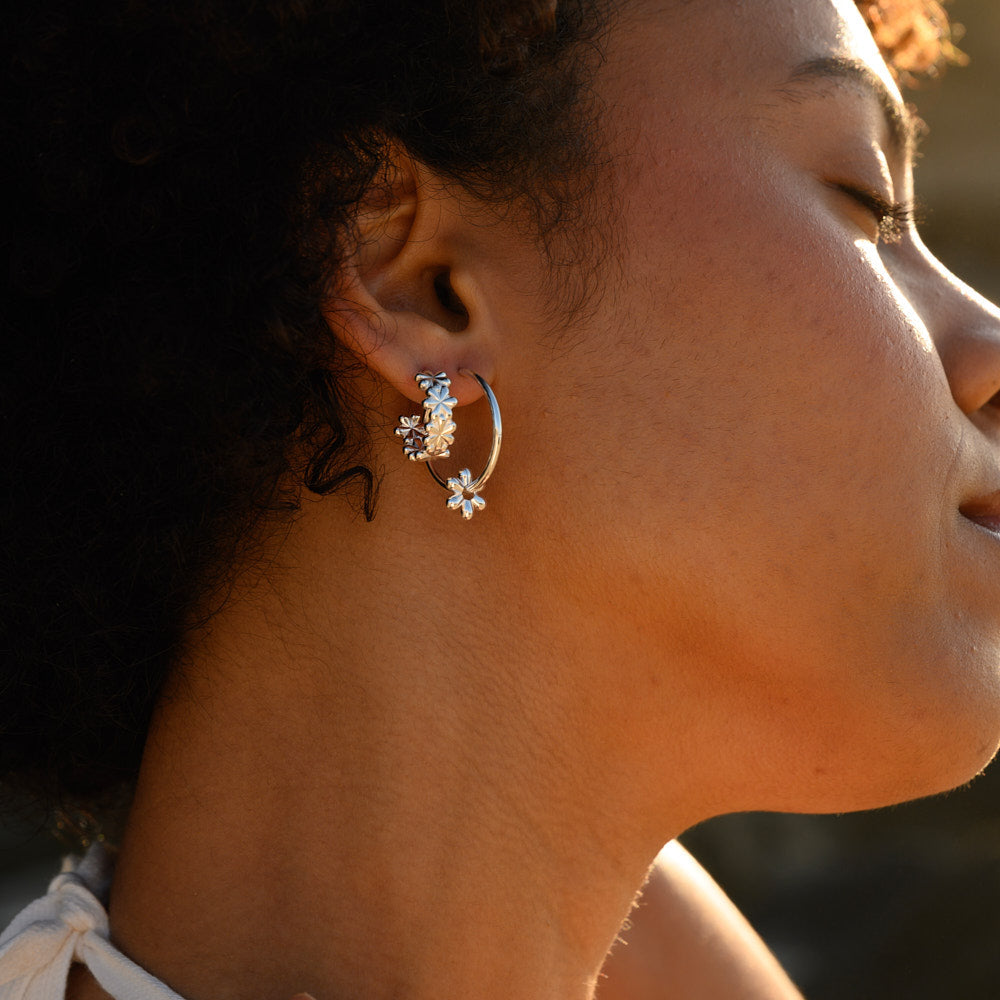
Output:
(605, 0), (900, 109)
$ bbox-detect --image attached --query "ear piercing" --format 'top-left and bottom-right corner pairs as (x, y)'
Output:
(396, 371), (502, 520)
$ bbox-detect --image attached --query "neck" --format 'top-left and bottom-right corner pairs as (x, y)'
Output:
(107, 487), (689, 1000)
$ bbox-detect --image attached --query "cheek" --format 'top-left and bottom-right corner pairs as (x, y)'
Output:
(612, 151), (957, 530)
(567, 147), (996, 803)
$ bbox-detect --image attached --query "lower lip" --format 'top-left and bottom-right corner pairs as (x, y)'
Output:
(963, 513), (1000, 536)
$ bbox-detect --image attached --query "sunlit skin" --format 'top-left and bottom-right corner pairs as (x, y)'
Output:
(532, 0), (1000, 819)
(91, 2), (1000, 999)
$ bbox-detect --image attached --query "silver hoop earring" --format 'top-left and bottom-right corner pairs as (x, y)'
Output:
(395, 370), (502, 520)
(396, 371), (457, 461)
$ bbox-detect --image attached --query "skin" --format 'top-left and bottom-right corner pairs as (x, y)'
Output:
(86, 0), (1000, 998)
(595, 842), (801, 1000)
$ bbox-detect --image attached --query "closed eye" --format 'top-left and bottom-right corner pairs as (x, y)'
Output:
(830, 182), (918, 245)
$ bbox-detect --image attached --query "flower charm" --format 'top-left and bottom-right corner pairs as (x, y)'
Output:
(396, 370), (499, 523)
(395, 414), (426, 460)
(422, 415), (456, 458)
(423, 382), (458, 423)
(397, 372), (458, 460)
(416, 371), (450, 393)
(446, 468), (486, 519)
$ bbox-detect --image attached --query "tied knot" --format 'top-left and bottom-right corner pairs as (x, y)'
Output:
(48, 873), (109, 937)
(0, 862), (113, 985)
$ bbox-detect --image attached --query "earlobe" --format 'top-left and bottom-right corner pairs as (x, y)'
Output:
(323, 153), (494, 407)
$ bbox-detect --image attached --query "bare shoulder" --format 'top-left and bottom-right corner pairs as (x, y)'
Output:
(596, 841), (804, 1000)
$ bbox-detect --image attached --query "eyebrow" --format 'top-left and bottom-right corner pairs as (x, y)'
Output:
(780, 56), (920, 160)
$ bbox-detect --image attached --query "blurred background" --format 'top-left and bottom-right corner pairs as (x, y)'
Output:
(2, 1), (1000, 995)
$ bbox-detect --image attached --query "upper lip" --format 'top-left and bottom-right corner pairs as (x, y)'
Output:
(960, 488), (1000, 530)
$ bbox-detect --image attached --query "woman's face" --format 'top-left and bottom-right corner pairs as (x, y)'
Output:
(499, 0), (1000, 819)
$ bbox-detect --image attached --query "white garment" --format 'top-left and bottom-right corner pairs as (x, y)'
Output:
(0, 846), (184, 1000)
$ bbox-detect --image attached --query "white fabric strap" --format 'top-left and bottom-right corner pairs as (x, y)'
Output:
(0, 847), (187, 1000)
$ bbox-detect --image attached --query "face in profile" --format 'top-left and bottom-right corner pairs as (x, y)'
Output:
(500, 0), (1000, 822)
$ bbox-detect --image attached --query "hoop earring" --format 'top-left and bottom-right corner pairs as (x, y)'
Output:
(396, 370), (502, 520)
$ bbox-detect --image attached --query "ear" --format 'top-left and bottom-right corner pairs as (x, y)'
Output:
(323, 151), (499, 407)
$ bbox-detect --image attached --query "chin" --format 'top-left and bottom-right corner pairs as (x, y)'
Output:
(810, 692), (1000, 815)
(747, 647), (1000, 818)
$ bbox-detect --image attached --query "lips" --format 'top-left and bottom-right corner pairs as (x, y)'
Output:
(960, 490), (1000, 534)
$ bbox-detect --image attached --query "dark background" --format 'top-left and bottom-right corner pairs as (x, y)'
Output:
(3, 1), (1000, 993)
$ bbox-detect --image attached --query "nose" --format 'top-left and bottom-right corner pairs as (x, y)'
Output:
(900, 237), (1000, 419)
(939, 323), (1000, 416)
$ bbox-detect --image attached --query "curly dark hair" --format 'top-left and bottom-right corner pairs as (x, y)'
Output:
(0, 0), (963, 826)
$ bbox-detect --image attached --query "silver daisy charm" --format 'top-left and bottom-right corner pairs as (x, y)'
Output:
(396, 372), (458, 461)
(423, 382), (458, 423)
(416, 371), (451, 393)
(446, 468), (486, 520)
(395, 414), (427, 460)
(422, 415), (456, 459)
(397, 370), (501, 522)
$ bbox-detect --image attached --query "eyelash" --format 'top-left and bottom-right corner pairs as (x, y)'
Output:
(833, 183), (917, 244)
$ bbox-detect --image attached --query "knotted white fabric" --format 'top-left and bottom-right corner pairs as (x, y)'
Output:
(0, 845), (186, 1000)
